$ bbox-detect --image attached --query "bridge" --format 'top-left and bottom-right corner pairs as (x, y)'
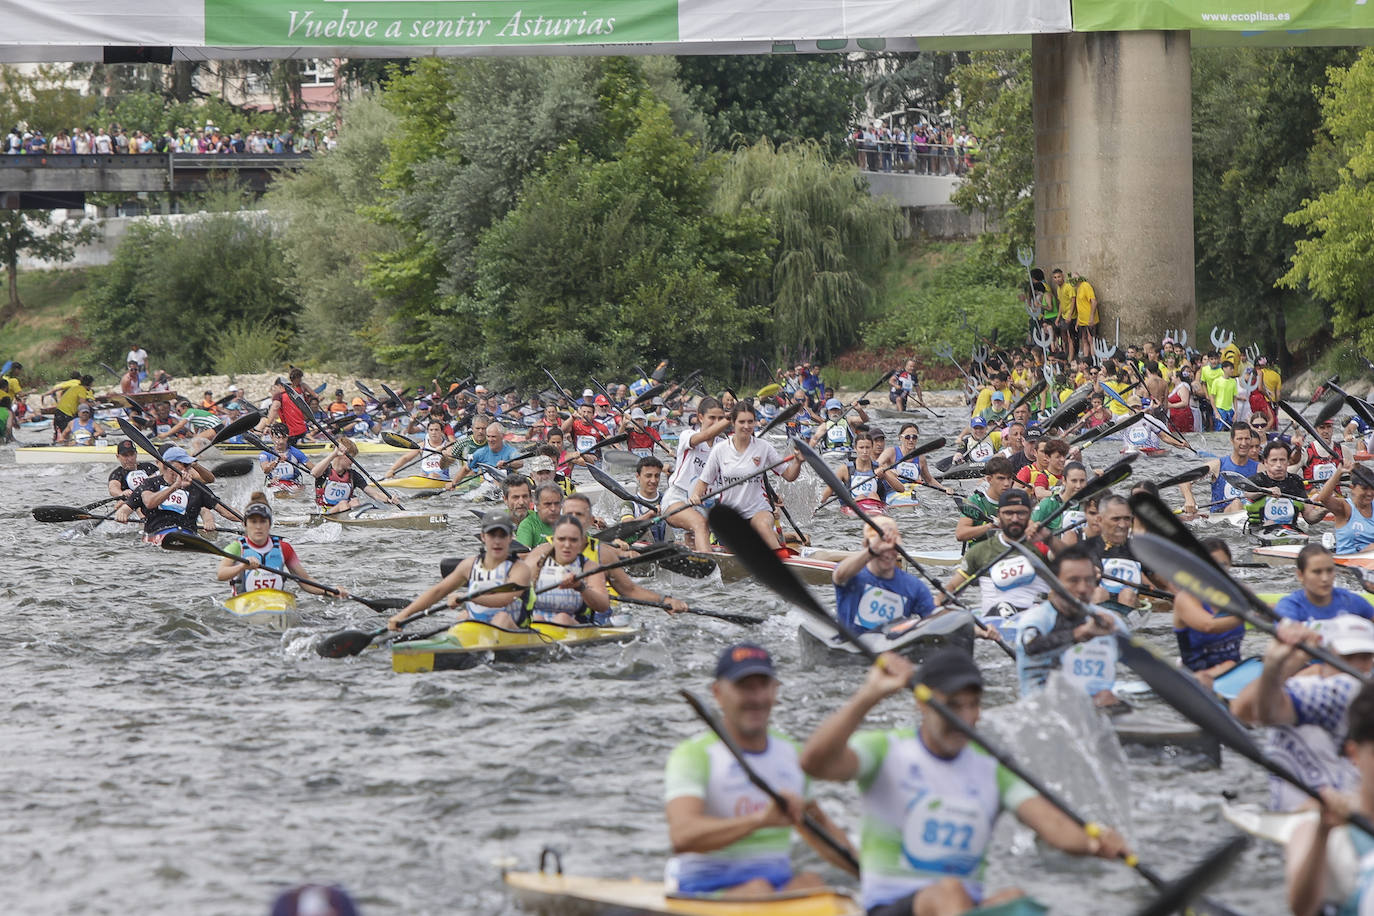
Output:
(0, 153), (311, 208)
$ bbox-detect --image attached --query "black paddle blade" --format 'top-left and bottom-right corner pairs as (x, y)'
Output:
(315, 627), (381, 658)
(116, 417), (160, 459)
(1129, 534), (1269, 623)
(907, 436), (946, 458)
(1314, 392), (1346, 426)
(1129, 492), (1218, 566)
(32, 505), (91, 523)
(631, 383), (666, 406)
(1132, 835), (1250, 916)
(1156, 464), (1210, 489)
(587, 465), (639, 504)
(352, 596), (410, 612)
(158, 530), (226, 556)
(760, 401), (801, 436)
(938, 463), (987, 481)
(439, 556), (460, 578)
(211, 411), (264, 445)
(585, 432), (628, 453)
(382, 431), (419, 450)
(1041, 389), (1092, 432)
(707, 505), (839, 627)
(1278, 398), (1340, 459)
(210, 458), (255, 478)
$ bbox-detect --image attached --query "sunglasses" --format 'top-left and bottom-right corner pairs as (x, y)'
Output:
(900, 434), (919, 440)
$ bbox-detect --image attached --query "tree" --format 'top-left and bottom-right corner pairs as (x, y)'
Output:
(1280, 49), (1374, 357)
(0, 210), (99, 319)
(0, 64), (100, 133)
(714, 139), (903, 362)
(674, 56), (862, 157)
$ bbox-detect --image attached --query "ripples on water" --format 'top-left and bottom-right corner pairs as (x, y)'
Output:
(1, 417), (1294, 913)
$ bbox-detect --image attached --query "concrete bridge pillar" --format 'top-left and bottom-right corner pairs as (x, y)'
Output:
(1032, 30), (1195, 348)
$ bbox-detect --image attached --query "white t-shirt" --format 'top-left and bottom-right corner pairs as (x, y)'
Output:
(697, 436), (784, 516)
(666, 430), (723, 496)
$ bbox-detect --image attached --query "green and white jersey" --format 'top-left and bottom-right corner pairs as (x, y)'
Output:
(664, 730), (807, 887)
(850, 727), (1037, 910)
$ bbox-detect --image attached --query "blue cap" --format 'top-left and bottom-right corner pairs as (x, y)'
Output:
(160, 445), (192, 465)
(715, 643), (776, 681)
(970, 417), (987, 428)
(824, 397), (843, 411)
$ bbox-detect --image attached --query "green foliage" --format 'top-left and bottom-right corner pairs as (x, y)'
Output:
(461, 101), (771, 385)
(1281, 48), (1374, 357)
(0, 65), (100, 133)
(268, 96), (403, 372)
(82, 213), (296, 373)
(1193, 47), (1351, 371)
(0, 211), (100, 317)
(862, 52), (964, 121)
(106, 91), (290, 138)
(863, 239), (1024, 357)
(211, 319), (289, 375)
(674, 56), (862, 157)
(947, 51), (1032, 259)
(714, 140), (903, 363)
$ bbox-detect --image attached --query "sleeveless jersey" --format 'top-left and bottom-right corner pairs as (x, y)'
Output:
(1174, 617), (1244, 671)
(229, 535), (287, 595)
(465, 555), (523, 623)
(529, 554), (588, 621)
(1211, 456), (1258, 506)
(1336, 497), (1374, 554)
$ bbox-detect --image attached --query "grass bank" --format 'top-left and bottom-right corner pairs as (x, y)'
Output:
(1, 268), (96, 385)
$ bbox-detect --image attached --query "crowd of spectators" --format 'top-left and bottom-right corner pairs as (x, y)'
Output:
(849, 120), (980, 175)
(2, 123), (338, 156)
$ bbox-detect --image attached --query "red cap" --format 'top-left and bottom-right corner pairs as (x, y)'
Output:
(594, 395), (610, 406)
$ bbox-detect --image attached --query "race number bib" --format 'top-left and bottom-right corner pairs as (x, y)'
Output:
(126, 469), (148, 490)
(270, 462), (296, 482)
(901, 799), (987, 876)
(158, 489), (190, 514)
(576, 434), (597, 452)
(989, 556), (1035, 591)
(1101, 557), (1141, 596)
(1126, 425), (1151, 446)
(851, 473), (879, 499)
(73, 427), (92, 443)
(421, 452), (445, 476)
(1060, 509), (1085, 529)
(1313, 462), (1337, 482)
(322, 479), (352, 505)
(1223, 481), (1244, 501)
(968, 440), (995, 463)
(156, 422), (172, 436)
(1064, 636), (1117, 695)
(826, 423), (848, 445)
(896, 461), (920, 482)
(856, 585), (903, 629)
(244, 571), (284, 592)
(1263, 498), (1296, 525)
(901, 375), (914, 391)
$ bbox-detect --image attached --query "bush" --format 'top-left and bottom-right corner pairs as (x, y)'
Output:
(211, 319), (289, 375)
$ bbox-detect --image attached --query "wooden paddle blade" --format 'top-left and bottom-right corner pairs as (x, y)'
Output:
(382, 431), (419, 450)
(1132, 835), (1250, 916)
(706, 505), (837, 625)
(32, 506), (92, 523)
(158, 530), (227, 556)
(759, 401), (801, 436)
(315, 627), (381, 658)
(210, 458), (255, 478)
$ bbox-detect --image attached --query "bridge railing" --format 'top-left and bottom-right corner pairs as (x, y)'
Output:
(847, 139), (978, 176)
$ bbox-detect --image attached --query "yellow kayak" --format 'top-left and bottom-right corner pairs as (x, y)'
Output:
(380, 475), (450, 490)
(392, 617), (638, 673)
(503, 872), (861, 916)
(220, 588), (299, 630)
(217, 439), (398, 456)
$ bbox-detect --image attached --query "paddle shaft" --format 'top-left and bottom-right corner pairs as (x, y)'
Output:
(164, 532), (355, 600)
(286, 387), (403, 510)
(831, 370), (892, 426)
(116, 417), (246, 522)
(611, 595), (759, 626)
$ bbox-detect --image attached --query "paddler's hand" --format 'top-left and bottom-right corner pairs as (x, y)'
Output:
(663, 596), (688, 614)
(1085, 824), (1129, 861)
(387, 612), (408, 631)
(1074, 612), (1116, 642)
(862, 651), (914, 701)
(332, 587), (350, 600)
(756, 790), (806, 829)
(1318, 787), (1355, 834)
(244, 556), (262, 570)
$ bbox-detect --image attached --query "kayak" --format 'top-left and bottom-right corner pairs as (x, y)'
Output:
(903, 547), (964, 566)
(220, 588), (300, 630)
(1222, 802), (1316, 845)
(503, 871), (862, 916)
(710, 548), (836, 587)
(267, 480), (305, 498)
(391, 616), (638, 673)
(797, 609), (976, 665)
(1253, 543), (1374, 569)
(17, 443), (128, 464)
(1253, 528), (1309, 548)
(1112, 709), (1221, 766)
(216, 439), (397, 456)
(378, 475), (450, 490)
(315, 505), (450, 531)
(1212, 656), (1262, 702)
(836, 495), (920, 517)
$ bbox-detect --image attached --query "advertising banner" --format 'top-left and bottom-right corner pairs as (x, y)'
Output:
(1073, 0), (1374, 32)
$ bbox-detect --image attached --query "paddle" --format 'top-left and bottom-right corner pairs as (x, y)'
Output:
(702, 503), (1229, 907)
(795, 439), (965, 610)
(159, 531), (406, 613)
(588, 464), (657, 510)
(611, 595), (761, 626)
(34, 506), (131, 523)
(1040, 386), (1093, 433)
(680, 689), (859, 876)
(1004, 378), (1047, 418)
(243, 432), (314, 477)
(1330, 382), (1374, 430)
(1117, 633), (1374, 840)
(116, 416), (251, 522)
(1128, 531), (1371, 682)
(833, 370), (893, 425)
(1220, 471), (1325, 508)
(937, 463), (988, 481)
(98, 361), (120, 380)
(1277, 396), (1343, 459)
(315, 581), (526, 658)
(759, 401), (801, 437)
(209, 458), (255, 478)
(1132, 834), (1250, 916)
(1067, 410), (1146, 448)
(380, 430), (451, 477)
(1156, 465), (1211, 490)
(284, 386), (403, 510)
(755, 383), (781, 400)
(588, 377), (672, 457)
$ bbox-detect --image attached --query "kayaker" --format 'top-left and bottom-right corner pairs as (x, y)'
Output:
(58, 403), (105, 445)
(818, 432), (902, 510)
(877, 423), (950, 496)
(618, 456), (668, 543)
(954, 457), (1017, 546)
(623, 407), (664, 459)
(943, 489), (1047, 619)
(1285, 680), (1374, 915)
(1244, 439), (1328, 533)
(662, 397), (729, 550)
(800, 648), (1129, 915)
(1233, 615), (1374, 812)
(832, 516), (933, 632)
(693, 403), (802, 550)
(562, 401), (612, 467)
(132, 445), (238, 539)
(217, 494), (342, 597)
(309, 438), (398, 514)
(809, 397), (867, 452)
(388, 509), (530, 631)
(561, 493), (689, 615)
(1014, 543), (1128, 706)
(441, 416), (489, 490)
(384, 418), (454, 481)
(109, 439), (158, 524)
(521, 514), (611, 625)
(1081, 495), (1146, 613)
(516, 483), (562, 550)
(1179, 424), (1258, 517)
(665, 643), (855, 897)
(258, 374), (312, 446)
(1030, 460), (1088, 549)
(341, 398), (377, 438)
(501, 476), (533, 534)
(1316, 462), (1374, 556)
(42, 372), (94, 441)
(1274, 544), (1374, 623)
(452, 421), (523, 489)
(1171, 538), (1246, 687)
(257, 422), (310, 493)
(1014, 437), (1067, 501)
(1297, 415), (1342, 491)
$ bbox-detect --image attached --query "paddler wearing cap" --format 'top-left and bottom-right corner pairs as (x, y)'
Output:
(801, 648), (1128, 915)
(58, 402), (105, 445)
(340, 397), (377, 438)
(388, 509), (531, 631)
(808, 397), (867, 452)
(109, 439), (159, 523)
(309, 437), (399, 513)
(665, 643), (856, 897)
(130, 445), (238, 538)
(1233, 615), (1374, 813)
(562, 400), (613, 465)
(942, 488), (1047, 622)
(217, 493), (345, 598)
(1315, 459), (1374, 555)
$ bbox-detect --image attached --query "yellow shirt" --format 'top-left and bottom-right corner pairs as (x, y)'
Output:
(1057, 282), (1076, 320)
(55, 380), (94, 416)
(1075, 281), (1097, 325)
(1260, 367), (1282, 401)
(1105, 380), (1132, 416)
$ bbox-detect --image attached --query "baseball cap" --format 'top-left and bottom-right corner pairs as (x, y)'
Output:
(1317, 615), (1374, 657)
(116, 440), (137, 455)
(630, 407), (647, 420)
(594, 395), (610, 406)
(971, 417), (987, 428)
(526, 455), (554, 474)
(270, 885), (360, 916)
(917, 648), (984, 694)
(582, 388), (595, 398)
(244, 500), (273, 521)
(77, 403), (92, 415)
(228, 384), (238, 392)
(160, 445), (192, 465)
(991, 391), (1005, 401)
(351, 397), (365, 407)
(480, 509), (514, 535)
(715, 643), (776, 681)
(998, 489), (1033, 509)
(825, 397), (843, 411)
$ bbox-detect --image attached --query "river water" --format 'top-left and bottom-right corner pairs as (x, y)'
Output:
(2, 411), (1305, 914)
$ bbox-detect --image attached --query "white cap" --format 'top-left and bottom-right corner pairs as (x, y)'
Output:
(1317, 615), (1374, 657)
(526, 456), (554, 473)
(630, 407), (647, 420)
(582, 388), (594, 398)
(227, 384), (238, 392)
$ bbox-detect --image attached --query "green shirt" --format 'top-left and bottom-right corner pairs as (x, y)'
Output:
(960, 490), (997, 544)
(1213, 376), (1238, 412)
(515, 513), (554, 549)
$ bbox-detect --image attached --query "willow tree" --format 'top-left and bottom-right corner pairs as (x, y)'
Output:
(715, 140), (903, 363)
